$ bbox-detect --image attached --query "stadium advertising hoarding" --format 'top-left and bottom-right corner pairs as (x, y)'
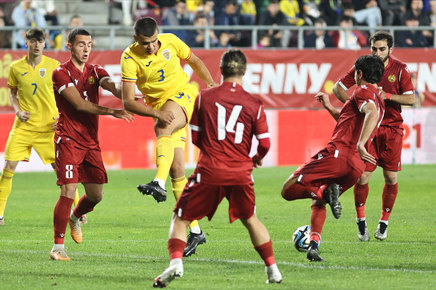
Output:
(0, 49), (436, 111)
(0, 49), (435, 171)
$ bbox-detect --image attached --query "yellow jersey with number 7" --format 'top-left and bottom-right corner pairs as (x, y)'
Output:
(7, 55), (60, 132)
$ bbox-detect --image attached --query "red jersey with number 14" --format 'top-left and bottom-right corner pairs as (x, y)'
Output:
(189, 82), (270, 185)
(337, 56), (413, 129)
(53, 60), (110, 149)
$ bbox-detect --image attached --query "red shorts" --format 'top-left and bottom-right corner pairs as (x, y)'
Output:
(292, 146), (364, 195)
(55, 136), (107, 185)
(174, 173), (255, 223)
(365, 126), (403, 172)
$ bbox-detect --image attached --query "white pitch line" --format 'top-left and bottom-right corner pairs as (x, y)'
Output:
(1, 249), (434, 274)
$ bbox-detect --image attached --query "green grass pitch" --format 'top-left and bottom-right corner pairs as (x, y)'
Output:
(0, 165), (435, 289)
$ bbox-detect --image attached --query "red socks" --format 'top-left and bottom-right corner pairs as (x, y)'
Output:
(354, 183), (369, 219)
(254, 240), (275, 266)
(73, 195), (98, 218)
(310, 204), (326, 243)
(168, 238), (186, 260)
(53, 196), (74, 244)
(381, 183), (398, 221)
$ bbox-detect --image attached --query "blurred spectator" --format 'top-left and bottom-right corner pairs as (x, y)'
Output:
(257, 32), (271, 47)
(319, 0), (342, 26)
(108, 0), (148, 26)
(33, 0), (60, 47)
(342, 1), (382, 33)
(404, 0), (432, 43)
(186, 0), (203, 14)
(280, 0), (305, 26)
(332, 15), (367, 49)
(430, 0), (436, 26)
(378, 0), (407, 26)
(258, 0), (287, 47)
(304, 17), (334, 49)
(254, 0), (270, 15)
(11, 0), (47, 49)
(216, 31), (232, 48)
(302, 0), (322, 25)
(410, 72), (425, 107)
(185, 12), (217, 47)
(0, 7), (12, 48)
(162, 0), (192, 42)
(397, 14), (429, 47)
(215, 0), (248, 46)
(240, 0), (257, 25)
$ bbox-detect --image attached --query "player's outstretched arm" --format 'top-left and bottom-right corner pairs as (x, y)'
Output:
(61, 85), (133, 122)
(356, 102), (378, 165)
(100, 77), (122, 99)
(9, 87), (31, 122)
(382, 91), (415, 105)
(332, 82), (350, 103)
(186, 52), (218, 88)
(315, 92), (340, 121)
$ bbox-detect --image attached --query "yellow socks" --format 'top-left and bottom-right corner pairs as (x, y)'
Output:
(171, 176), (199, 230)
(155, 135), (174, 182)
(0, 168), (15, 217)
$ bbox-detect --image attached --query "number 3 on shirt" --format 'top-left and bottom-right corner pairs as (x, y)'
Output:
(216, 103), (244, 144)
(157, 69), (165, 82)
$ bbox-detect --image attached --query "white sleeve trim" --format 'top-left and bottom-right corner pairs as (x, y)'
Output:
(256, 132), (270, 139)
(338, 81), (348, 91)
(58, 83), (74, 94)
(359, 99), (375, 112)
(189, 124), (202, 132)
(402, 90), (413, 95)
(99, 76), (110, 84)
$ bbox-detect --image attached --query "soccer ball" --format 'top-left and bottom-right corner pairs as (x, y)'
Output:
(292, 225), (311, 252)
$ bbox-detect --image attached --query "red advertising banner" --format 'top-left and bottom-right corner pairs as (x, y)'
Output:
(0, 48), (435, 113)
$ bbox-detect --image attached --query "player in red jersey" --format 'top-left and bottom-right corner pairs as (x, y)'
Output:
(333, 31), (415, 242)
(49, 28), (133, 261)
(282, 55), (385, 262)
(152, 49), (282, 288)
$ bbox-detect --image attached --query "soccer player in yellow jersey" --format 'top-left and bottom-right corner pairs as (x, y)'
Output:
(121, 17), (217, 256)
(0, 28), (83, 226)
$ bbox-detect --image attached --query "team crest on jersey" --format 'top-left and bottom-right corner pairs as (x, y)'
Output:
(162, 49), (171, 61)
(88, 76), (95, 84)
(39, 68), (46, 77)
(388, 75), (396, 82)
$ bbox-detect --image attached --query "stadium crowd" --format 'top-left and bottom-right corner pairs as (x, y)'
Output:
(0, 0), (435, 49)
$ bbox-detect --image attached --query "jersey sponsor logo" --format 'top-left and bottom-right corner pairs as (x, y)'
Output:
(162, 49), (171, 61)
(21, 72), (28, 76)
(88, 76), (95, 85)
(317, 153), (324, 160)
(146, 61), (152, 67)
(388, 75), (396, 83)
(39, 68), (46, 77)
(123, 56), (132, 60)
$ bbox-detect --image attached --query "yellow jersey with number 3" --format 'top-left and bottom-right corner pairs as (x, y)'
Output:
(7, 55), (60, 132)
(121, 33), (192, 101)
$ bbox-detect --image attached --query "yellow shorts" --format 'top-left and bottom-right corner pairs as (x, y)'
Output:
(4, 128), (55, 164)
(147, 83), (198, 149)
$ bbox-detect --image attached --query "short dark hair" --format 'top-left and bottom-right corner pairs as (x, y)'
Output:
(25, 28), (45, 41)
(220, 49), (247, 78)
(369, 31), (393, 48)
(68, 28), (91, 44)
(134, 17), (158, 37)
(355, 55), (384, 84)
